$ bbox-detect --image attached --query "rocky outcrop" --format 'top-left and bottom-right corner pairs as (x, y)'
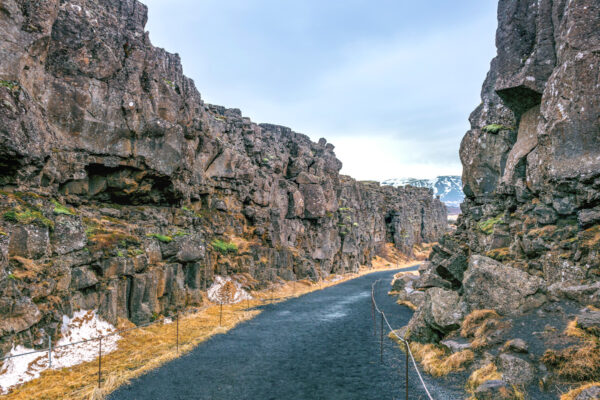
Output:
(401, 0), (600, 397)
(0, 0), (446, 355)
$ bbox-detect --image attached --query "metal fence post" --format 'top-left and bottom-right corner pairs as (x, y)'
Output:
(98, 336), (102, 388)
(48, 335), (52, 368)
(371, 296), (375, 334)
(405, 340), (409, 400)
(380, 312), (384, 363)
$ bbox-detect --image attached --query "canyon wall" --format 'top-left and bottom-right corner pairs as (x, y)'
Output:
(0, 0), (446, 355)
(400, 0), (599, 397)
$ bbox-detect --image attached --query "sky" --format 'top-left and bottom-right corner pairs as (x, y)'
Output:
(142, 0), (498, 181)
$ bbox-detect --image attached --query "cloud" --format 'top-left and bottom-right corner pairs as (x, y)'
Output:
(142, 0), (497, 180)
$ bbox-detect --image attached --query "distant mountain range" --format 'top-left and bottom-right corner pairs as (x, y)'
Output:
(382, 176), (464, 214)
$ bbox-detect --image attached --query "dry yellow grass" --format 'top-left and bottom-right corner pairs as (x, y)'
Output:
(560, 382), (600, 400)
(565, 318), (587, 339)
(460, 309), (507, 349)
(3, 260), (418, 400)
(460, 309), (500, 338)
(396, 299), (418, 310)
(407, 343), (474, 377)
(466, 362), (502, 392)
(388, 339), (473, 377)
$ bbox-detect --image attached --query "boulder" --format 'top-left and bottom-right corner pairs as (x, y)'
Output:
(422, 287), (464, 333)
(463, 255), (546, 315)
(498, 354), (535, 385)
(474, 380), (510, 400)
(71, 266), (99, 290)
(8, 225), (50, 259)
(175, 234), (206, 263)
(577, 308), (600, 336)
(51, 215), (86, 255)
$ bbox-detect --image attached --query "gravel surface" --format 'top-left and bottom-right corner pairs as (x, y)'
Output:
(109, 268), (462, 400)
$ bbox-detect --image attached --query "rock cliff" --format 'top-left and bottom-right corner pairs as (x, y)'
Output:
(401, 0), (600, 397)
(0, 0), (446, 355)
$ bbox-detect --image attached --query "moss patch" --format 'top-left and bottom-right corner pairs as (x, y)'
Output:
(477, 214), (503, 235)
(482, 124), (512, 134)
(146, 233), (173, 243)
(51, 199), (75, 216)
(2, 207), (54, 229)
(212, 239), (238, 255)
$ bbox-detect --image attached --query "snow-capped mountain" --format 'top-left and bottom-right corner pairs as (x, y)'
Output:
(382, 176), (464, 212)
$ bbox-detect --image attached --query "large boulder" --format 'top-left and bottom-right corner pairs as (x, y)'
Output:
(498, 354), (535, 385)
(421, 287), (464, 334)
(463, 255), (546, 315)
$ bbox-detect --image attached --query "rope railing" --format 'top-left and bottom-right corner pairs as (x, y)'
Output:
(371, 279), (435, 400)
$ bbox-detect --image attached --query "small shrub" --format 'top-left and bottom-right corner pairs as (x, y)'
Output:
(146, 233), (173, 243)
(7, 273), (17, 280)
(212, 239), (238, 255)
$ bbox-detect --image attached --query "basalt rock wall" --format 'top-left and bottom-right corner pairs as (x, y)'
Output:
(403, 0), (600, 394)
(0, 0), (446, 354)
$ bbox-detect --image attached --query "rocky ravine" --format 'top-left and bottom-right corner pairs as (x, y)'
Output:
(0, 0), (446, 356)
(397, 0), (600, 399)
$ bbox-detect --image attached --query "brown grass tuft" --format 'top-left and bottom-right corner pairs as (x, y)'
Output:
(541, 341), (600, 381)
(396, 299), (417, 310)
(398, 342), (474, 377)
(461, 309), (508, 349)
(461, 309), (500, 338)
(560, 382), (600, 400)
(466, 362), (502, 392)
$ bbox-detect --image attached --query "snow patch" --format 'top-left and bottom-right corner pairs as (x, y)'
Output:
(0, 310), (119, 394)
(207, 276), (252, 304)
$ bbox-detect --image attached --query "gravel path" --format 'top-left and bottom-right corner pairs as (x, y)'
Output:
(109, 268), (462, 400)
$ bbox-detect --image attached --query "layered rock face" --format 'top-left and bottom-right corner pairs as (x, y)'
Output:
(402, 0), (599, 396)
(0, 0), (446, 354)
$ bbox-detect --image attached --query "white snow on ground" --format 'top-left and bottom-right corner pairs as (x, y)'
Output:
(207, 275), (252, 304)
(0, 310), (120, 394)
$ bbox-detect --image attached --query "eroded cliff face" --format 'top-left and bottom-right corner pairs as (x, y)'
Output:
(0, 0), (446, 355)
(402, 0), (599, 397)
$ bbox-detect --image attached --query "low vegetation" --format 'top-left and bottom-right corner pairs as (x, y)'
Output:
(542, 317), (600, 382)
(51, 199), (75, 216)
(477, 214), (503, 235)
(461, 309), (507, 349)
(146, 233), (173, 243)
(466, 362), (501, 392)
(561, 383), (600, 400)
(482, 124), (512, 134)
(390, 339), (474, 377)
(3, 207), (54, 229)
(211, 239), (238, 255)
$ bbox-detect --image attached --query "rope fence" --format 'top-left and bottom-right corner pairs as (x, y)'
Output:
(371, 279), (435, 400)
